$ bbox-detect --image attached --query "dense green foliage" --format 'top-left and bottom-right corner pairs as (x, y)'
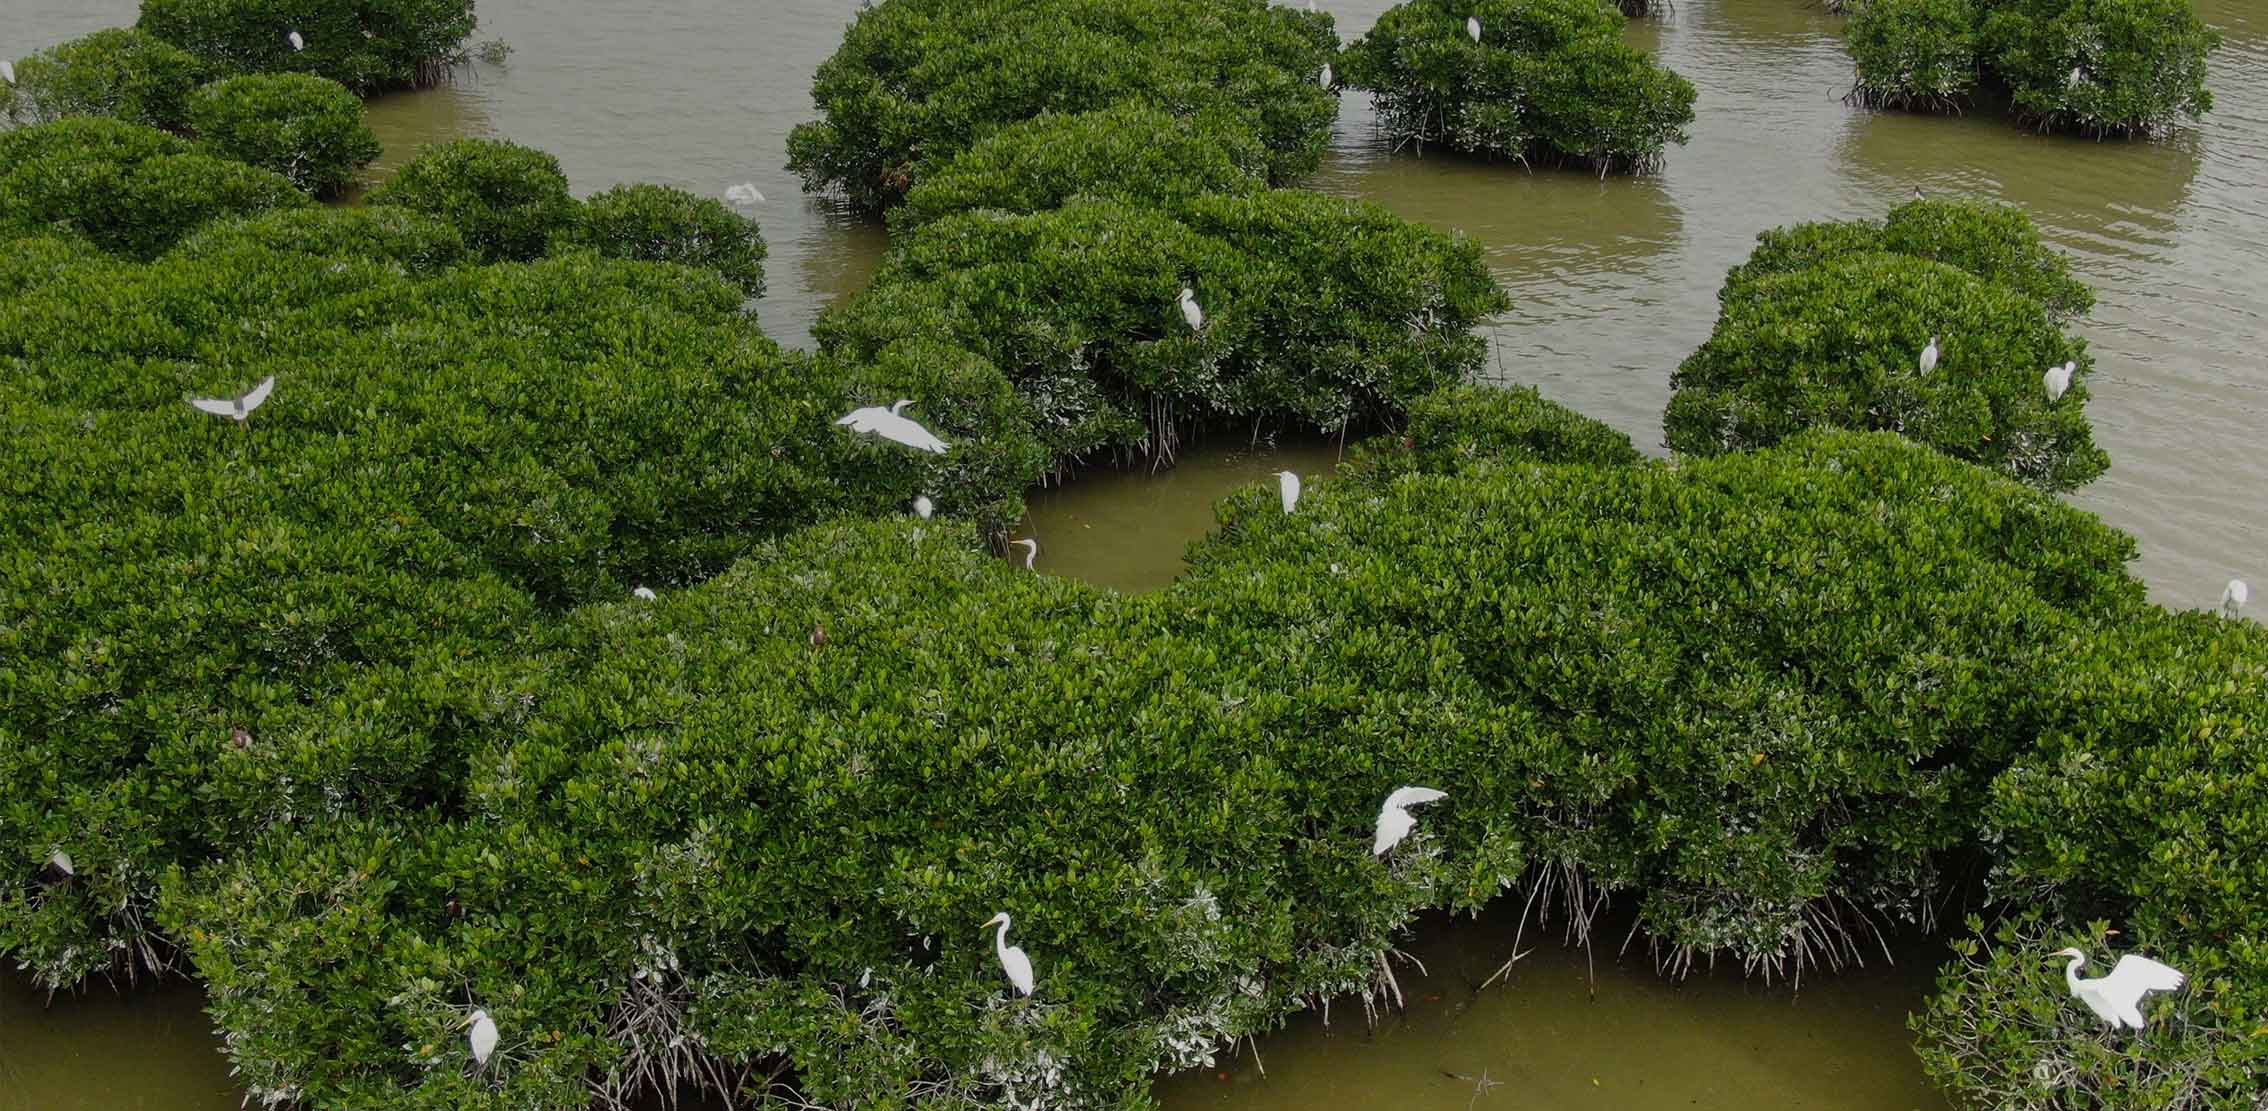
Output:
(1341, 0), (1697, 173)
(891, 103), (1269, 235)
(821, 191), (1507, 466)
(186, 73), (382, 196)
(563, 183), (769, 299)
(1839, 0), (2219, 136)
(1980, 0), (2219, 136)
(1844, 0), (1981, 110)
(368, 139), (580, 263)
(0, 28), (205, 132)
(786, 0), (1338, 211)
(0, 117), (309, 259)
(1669, 199), (2107, 492)
(1348, 382), (1644, 479)
(137, 0), (478, 93)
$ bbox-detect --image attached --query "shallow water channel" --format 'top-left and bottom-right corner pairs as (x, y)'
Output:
(8, 0), (2267, 1106)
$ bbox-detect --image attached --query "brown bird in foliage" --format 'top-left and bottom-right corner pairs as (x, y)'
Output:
(810, 623), (828, 647)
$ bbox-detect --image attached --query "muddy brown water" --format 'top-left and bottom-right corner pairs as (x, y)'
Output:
(8, 0), (2264, 1107)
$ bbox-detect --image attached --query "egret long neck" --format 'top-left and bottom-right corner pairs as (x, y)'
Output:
(2064, 952), (2087, 991)
(993, 916), (1012, 958)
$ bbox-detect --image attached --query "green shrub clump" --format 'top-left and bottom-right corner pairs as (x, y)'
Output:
(1668, 199), (2107, 492)
(1342, 0), (1697, 173)
(137, 0), (478, 93)
(821, 191), (1508, 467)
(787, 0), (1338, 211)
(0, 117), (310, 259)
(1843, 0), (1981, 111)
(1349, 382), (1644, 480)
(186, 73), (382, 197)
(367, 138), (580, 263)
(0, 28), (205, 132)
(563, 183), (769, 299)
(891, 103), (1270, 235)
(1980, 0), (2219, 137)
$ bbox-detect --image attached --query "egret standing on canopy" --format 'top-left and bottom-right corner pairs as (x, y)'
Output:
(189, 375), (277, 424)
(913, 494), (934, 519)
(982, 912), (1036, 996)
(1178, 287), (1205, 332)
(1, 60), (15, 86)
(2222, 578), (2248, 618)
(837, 400), (950, 454)
(1918, 335), (1940, 376)
(467, 1009), (499, 1065)
(1277, 471), (1302, 513)
(1373, 787), (1447, 855)
(2049, 948), (2185, 1030)
(2044, 360), (2075, 402)
(1466, 15), (1482, 41)
(287, 30), (305, 51)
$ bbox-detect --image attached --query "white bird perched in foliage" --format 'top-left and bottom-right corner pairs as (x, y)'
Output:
(1912, 185), (1926, 201)
(1319, 62), (1333, 88)
(1010, 538), (1038, 570)
(633, 586), (656, 601)
(1, 60), (15, 86)
(1373, 786), (1447, 855)
(2050, 948), (2184, 1029)
(1466, 15), (1482, 42)
(837, 400), (949, 454)
(47, 849), (74, 878)
(1276, 470), (1301, 513)
(467, 1009), (499, 1065)
(913, 494), (934, 519)
(189, 375), (277, 423)
(723, 182), (764, 207)
(1918, 335), (1940, 376)
(287, 30), (305, 52)
(982, 912), (1036, 996)
(2222, 578), (2247, 618)
(1178, 287), (1205, 331)
(2044, 360), (2075, 402)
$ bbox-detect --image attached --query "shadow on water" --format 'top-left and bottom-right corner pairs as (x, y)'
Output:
(0, 970), (235, 1111)
(1155, 902), (1952, 1111)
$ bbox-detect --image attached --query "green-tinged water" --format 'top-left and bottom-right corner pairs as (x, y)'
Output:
(9, 0), (2265, 1105)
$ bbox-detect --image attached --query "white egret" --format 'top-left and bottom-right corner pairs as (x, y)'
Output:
(2050, 948), (2184, 1030)
(633, 586), (657, 601)
(467, 1008), (499, 1065)
(1276, 470), (1301, 513)
(2222, 578), (2247, 618)
(724, 182), (765, 207)
(189, 375), (277, 423)
(1912, 185), (1925, 201)
(1320, 62), (1333, 89)
(2067, 65), (2083, 86)
(287, 30), (305, 52)
(1010, 538), (1038, 570)
(982, 912), (1035, 996)
(837, 399), (949, 454)
(47, 849), (74, 877)
(913, 494), (934, 519)
(1373, 786), (1447, 855)
(2044, 360), (2074, 402)
(1178, 287), (1205, 331)
(1, 60), (15, 86)
(1918, 335), (1940, 376)
(1466, 15), (1482, 42)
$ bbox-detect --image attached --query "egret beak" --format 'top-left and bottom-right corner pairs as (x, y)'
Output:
(981, 913), (1007, 931)
(2046, 948), (2084, 961)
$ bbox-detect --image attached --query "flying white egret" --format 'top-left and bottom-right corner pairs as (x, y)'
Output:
(724, 182), (765, 207)
(1373, 786), (1447, 855)
(47, 849), (74, 877)
(1178, 287), (1205, 331)
(1277, 470), (1301, 513)
(2222, 578), (2247, 618)
(913, 494), (934, 519)
(1918, 335), (1940, 376)
(189, 375), (277, 423)
(1, 60), (15, 86)
(287, 30), (305, 52)
(2044, 360), (2074, 402)
(982, 912), (1035, 996)
(467, 1009), (499, 1065)
(2050, 948), (2184, 1030)
(1010, 538), (1038, 570)
(633, 586), (657, 601)
(837, 399), (949, 454)
(1466, 15), (1482, 42)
